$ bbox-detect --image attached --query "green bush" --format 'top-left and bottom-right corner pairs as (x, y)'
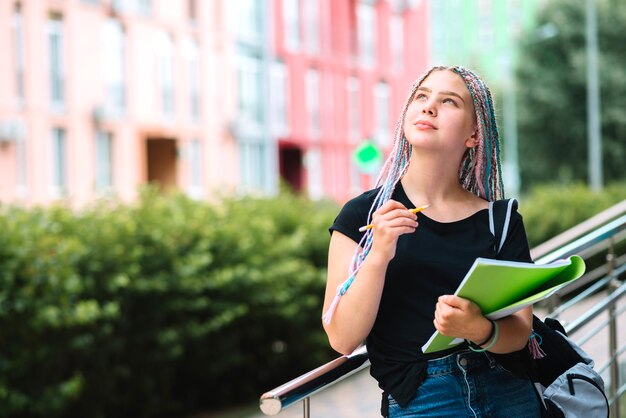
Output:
(519, 182), (626, 247)
(2, 182), (623, 417)
(0, 189), (338, 418)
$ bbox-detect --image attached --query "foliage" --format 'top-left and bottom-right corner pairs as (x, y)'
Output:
(2, 182), (623, 417)
(520, 182), (626, 247)
(515, 0), (626, 190)
(0, 189), (338, 418)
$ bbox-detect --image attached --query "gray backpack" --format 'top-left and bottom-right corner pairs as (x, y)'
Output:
(490, 199), (609, 418)
(530, 317), (608, 418)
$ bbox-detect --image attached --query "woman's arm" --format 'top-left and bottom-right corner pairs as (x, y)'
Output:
(322, 200), (418, 354)
(322, 232), (388, 354)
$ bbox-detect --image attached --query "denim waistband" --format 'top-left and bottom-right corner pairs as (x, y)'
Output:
(425, 349), (494, 377)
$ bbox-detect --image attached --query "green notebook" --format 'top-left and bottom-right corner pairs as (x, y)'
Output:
(421, 255), (586, 354)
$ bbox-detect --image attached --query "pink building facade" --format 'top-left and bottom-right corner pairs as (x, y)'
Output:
(0, 0), (429, 207)
(0, 0), (239, 207)
(272, 0), (429, 203)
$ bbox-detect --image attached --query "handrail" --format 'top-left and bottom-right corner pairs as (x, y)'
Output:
(530, 199), (626, 260)
(259, 200), (626, 416)
(259, 346), (369, 416)
(564, 280), (626, 335)
(534, 214), (626, 264)
(549, 256), (626, 317)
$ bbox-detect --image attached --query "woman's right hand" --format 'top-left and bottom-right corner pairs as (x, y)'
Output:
(323, 200), (419, 354)
(369, 200), (419, 261)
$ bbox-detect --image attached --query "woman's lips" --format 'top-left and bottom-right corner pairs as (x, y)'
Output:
(415, 120), (437, 129)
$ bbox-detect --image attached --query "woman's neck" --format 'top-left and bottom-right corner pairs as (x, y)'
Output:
(399, 152), (486, 221)
(401, 153), (466, 204)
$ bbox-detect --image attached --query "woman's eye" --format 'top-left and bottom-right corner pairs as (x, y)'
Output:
(443, 98), (457, 106)
(414, 93), (427, 101)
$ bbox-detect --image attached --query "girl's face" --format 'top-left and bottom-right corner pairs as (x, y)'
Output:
(403, 70), (477, 156)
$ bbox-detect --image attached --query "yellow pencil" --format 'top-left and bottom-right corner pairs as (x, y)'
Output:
(358, 205), (430, 232)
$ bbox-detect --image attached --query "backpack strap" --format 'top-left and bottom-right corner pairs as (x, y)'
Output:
(488, 198), (517, 255)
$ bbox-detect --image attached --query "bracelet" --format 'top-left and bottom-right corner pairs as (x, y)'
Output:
(467, 320), (499, 353)
(474, 319), (496, 347)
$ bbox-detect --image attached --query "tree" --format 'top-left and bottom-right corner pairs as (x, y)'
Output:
(515, 0), (626, 191)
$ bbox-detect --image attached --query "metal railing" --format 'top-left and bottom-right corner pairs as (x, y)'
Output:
(260, 200), (626, 418)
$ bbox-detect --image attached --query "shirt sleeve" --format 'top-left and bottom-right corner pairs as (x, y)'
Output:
(328, 192), (373, 244)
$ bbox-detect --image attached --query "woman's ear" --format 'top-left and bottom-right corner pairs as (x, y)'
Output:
(465, 131), (479, 148)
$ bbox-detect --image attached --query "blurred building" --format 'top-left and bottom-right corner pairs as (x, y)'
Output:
(0, 0), (429, 207)
(0, 0), (237, 206)
(270, 0), (429, 202)
(429, 0), (542, 195)
(429, 0), (539, 86)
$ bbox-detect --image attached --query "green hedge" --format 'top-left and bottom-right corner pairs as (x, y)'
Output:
(519, 182), (626, 247)
(0, 189), (338, 418)
(1, 182), (624, 418)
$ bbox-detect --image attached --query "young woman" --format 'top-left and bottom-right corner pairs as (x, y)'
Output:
(322, 66), (541, 417)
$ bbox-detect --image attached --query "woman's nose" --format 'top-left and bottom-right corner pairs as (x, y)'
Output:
(422, 104), (436, 116)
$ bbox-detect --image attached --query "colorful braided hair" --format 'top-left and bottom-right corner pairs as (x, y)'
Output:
(323, 65), (504, 324)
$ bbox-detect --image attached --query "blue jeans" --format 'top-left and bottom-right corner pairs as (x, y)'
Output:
(388, 350), (541, 417)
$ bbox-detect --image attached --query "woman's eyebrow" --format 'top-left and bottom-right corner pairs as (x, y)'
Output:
(417, 86), (466, 104)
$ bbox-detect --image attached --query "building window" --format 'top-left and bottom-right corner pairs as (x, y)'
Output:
(112, 0), (150, 15)
(304, 0), (319, 54)
(236, 0), (262, 43)
(347, 76), (360, 142)
(390, 14), (404, 71)
(17, 139), (27, 197)
(111, 0), (121, 9)
(137, 0), (151, 15)
(15, 122), (27, 197)
(270, 61), (289, 136)
(51, 127), (67, 196)
(188, 0), (197, 23)
(102, 19), (125, 114)
(12, 3), (25, 106)
(95, 131), (113, 192)
(183, 38), (201, 123)
(329, 149), (343, 198)
(329, 74), (338, 137)
(155, 31), (175, 118)
(239, 141), (267, 192)
(237, 52), (263, 132)
(430, 0), (446, 64)
(305, 147), (323, 199)
(283, 0), (300, 51)
(449, 0), (464, 58)
(305, 68), (320, 139)
(374, 81), (390, 146)
(187, 139), (203, 198)
(48, 13), (65, 110)
(357, 1), (376, 67)
(508, 0), (523, 38)
(478, 0), (493, 50)
(349, 153), (361, 194)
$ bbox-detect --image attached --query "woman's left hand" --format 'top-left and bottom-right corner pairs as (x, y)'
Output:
(433, 294), (492, 343)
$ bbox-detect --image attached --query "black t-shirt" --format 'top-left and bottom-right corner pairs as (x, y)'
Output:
(329, 182), (532, 407)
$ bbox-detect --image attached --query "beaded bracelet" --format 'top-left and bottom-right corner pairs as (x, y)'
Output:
(467, 320), (499, 352)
